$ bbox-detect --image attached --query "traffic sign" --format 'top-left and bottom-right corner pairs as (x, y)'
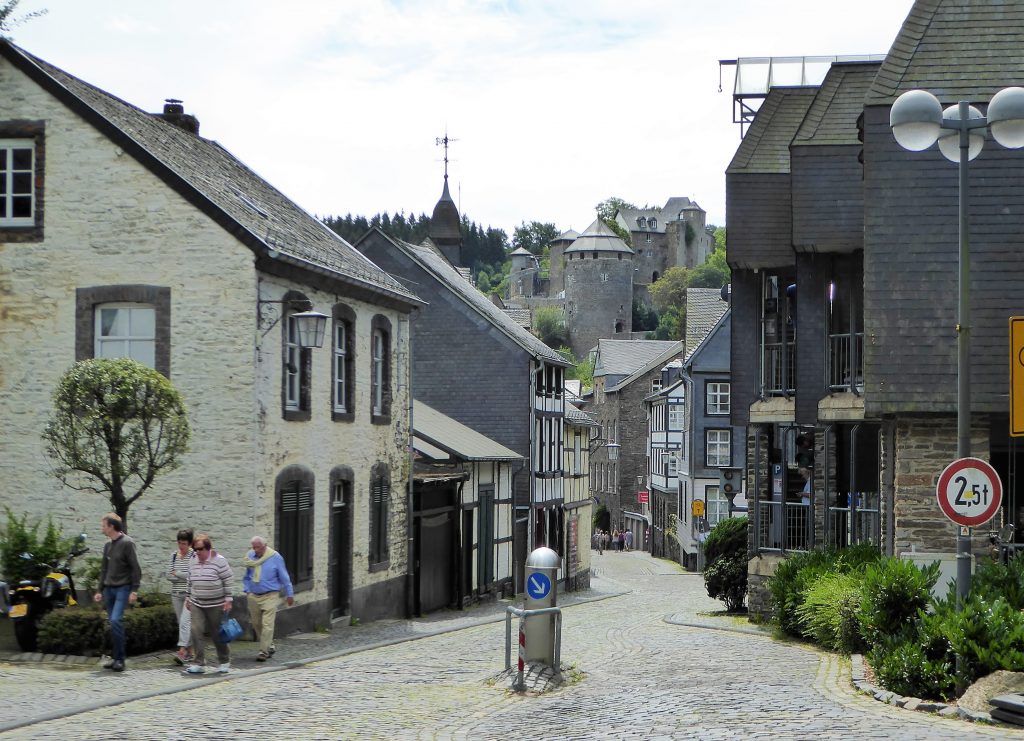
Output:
(1011, 317), (1024, 436)
(526, 572), (551, 600)
(935, 457), (1003, 527)
(692, 499), (706, 517)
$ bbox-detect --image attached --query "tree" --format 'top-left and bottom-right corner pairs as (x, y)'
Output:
(649, 266), (690, 312)
(512, 221), (558, 256)
(594, 196), (635, 243)
(43, 358), (191, 528)
(687, 243), (730, 289)
(649, 305), (685, 341)
(532, 306), (569, 349)
(0, 1), (46, 39)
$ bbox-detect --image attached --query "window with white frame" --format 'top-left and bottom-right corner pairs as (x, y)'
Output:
(94, 304), (156, 368)
(651, 377), (663, 393)
(370, 315), (392, 421)
(668, 404), (684, 430)
(333, 320), (348, 413)
(667, 453), (678, 478)
(331, 304), (355, 420)
(0, 140), (35, 226)
(706, 429), (732, 467)
(285, 314), (302, 411)
(706, 485), (729, 526)
(707, 382), (731, 415)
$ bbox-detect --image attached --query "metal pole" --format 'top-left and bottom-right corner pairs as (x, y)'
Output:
(956, 100), (973, 606)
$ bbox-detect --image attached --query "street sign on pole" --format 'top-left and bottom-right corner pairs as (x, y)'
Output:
(692, 499), (706, 518)
(1010, 317), (1024, 436)
(936, 457), (1003, 528)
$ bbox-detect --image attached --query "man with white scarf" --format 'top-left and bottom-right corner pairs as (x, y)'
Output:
(242, 535), (294, 662)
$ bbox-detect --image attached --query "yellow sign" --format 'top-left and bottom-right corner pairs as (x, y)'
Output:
(692, 499), (706, 517)
(1011, 317), (1024, 436)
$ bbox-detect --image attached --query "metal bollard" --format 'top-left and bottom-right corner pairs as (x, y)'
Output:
(505, 604), (563, 689)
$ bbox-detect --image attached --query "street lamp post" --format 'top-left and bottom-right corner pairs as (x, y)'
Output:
(890, 86), (1024, 605)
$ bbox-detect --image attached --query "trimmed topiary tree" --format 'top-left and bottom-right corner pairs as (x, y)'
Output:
(703, 516), (748, 612)
(43, 358), (190, 529)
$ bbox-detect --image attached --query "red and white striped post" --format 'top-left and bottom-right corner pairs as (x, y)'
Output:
(517, 616), (526, 689)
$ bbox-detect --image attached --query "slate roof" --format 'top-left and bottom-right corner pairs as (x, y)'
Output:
(793, 62), (882, 145)
(552, 229), (580, 243)
(866, 0), (1024, 106)
(726, 87), (818, 174)
(503, 307), (532, 329)
(413, 400), (522, 461)
(564, 402), (597, 427)
(358, 229), (569, 366)
(617, 197), (701, 234)
(606, 342), (685, 393)
(684, 309), (731, 370)
(594, 339), (680, 377)
(0, 43), (419, 307)
(564, 218), (634, 255)
(510, 247), (534, 257)
(684, 288), (729, 359)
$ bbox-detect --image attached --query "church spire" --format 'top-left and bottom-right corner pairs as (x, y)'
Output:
(429, 130), (462, 266)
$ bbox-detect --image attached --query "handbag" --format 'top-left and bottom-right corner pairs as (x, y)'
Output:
(219, 617), (244, 643)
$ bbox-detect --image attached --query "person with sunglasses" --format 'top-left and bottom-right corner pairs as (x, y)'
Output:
(183, 534), (234, 674)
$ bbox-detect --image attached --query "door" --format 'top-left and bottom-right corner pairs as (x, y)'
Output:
(329, 480), (351, 618)
(478, 487), (495, 590)
(417, 512), (454, 613)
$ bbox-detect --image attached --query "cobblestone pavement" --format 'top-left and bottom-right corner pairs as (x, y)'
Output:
(1, 550), (1020, 740)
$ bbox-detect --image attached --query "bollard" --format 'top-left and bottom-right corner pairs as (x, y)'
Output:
(504, 605), (563, 690)
(524, 547), (560, 666)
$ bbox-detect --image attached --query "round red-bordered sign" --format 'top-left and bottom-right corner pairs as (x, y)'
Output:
(935, 457), (1003, 527)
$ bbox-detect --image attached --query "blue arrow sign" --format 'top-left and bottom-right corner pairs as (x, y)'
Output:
(526, 572), (551, 600)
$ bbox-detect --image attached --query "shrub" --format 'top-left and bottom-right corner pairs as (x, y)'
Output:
(857, 557), (939, 647)
(971, 555), (1024, 610)
(37, 597), (177, 656)
(796, 571), (866, 654)
(703, 517), (748, 611)
(944, 594), (1024, 681)
(0, 509), (75, 583)
(767, 548), (841, 637)
(868, 634), (957, 701)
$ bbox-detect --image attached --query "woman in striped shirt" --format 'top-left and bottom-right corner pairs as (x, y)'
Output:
(184, 533), (234, 674)
(168, 528), (194, 665)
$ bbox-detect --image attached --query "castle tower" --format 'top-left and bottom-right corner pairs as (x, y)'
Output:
(563, 218), (634, 358)
(547, 228), (579, 297)
(509, 246), (538, 298)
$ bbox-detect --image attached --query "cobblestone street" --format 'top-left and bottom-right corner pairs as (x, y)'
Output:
(0, 551), (1019, 740)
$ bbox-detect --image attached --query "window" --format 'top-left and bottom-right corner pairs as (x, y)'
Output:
(706, 485), (729, 527)
(669, 405), (684, 430)
(275, 465), (314, 588)
(637, 217), (647, 229)
(667, 454), (678, 478)
(369, 464), (390, 568)
(706, 429), (732, 467)
(94, 304), (155, 368)
(76, 285), (171, 377)
(0, 140), (35, 226)
(332, 304), (356, 421)
(707, 382), (731, 415)
(651, 377), (663, 393)
(281, 291), (312, 421)
(646, 233), (653, 244)
(371, 316), (392, 423)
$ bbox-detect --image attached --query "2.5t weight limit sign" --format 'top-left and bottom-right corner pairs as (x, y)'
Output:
(935, 457), (1003, 527)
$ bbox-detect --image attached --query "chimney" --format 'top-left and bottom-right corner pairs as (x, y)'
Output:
(158, 98), (200, 135)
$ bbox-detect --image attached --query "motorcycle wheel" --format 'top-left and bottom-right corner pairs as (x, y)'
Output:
(13, 616), (40, 652)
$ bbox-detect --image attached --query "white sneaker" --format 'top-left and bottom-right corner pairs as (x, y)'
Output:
(216, 663), (231, 674)
(184, 664), (205, 675)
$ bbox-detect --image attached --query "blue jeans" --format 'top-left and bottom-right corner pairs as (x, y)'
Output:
(102, 585), (132, 661)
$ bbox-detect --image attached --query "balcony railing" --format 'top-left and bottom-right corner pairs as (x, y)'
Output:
(756, 500), (811, 552)
(762, 342), (796, 396)
(826, 491), (881, 548)
(828, 332), (864, 393)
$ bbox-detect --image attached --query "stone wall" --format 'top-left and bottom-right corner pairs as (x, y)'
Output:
(564, 255), (633, 359)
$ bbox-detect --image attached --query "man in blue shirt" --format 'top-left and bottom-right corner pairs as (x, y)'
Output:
(242, 535), (294, 661)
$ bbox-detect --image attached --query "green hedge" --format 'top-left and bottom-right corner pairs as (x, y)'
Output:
(37, 598), (177, 656)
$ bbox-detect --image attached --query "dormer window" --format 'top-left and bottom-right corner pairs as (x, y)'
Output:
(649, 218), (657, 229)
(637, 217), (647, 229)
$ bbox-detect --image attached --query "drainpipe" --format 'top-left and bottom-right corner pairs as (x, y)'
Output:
(529, 362), (538, 553)
(753, 426), (762, 556)
(404, 313), (416, 619)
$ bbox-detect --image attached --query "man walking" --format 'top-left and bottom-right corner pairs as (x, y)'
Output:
(184, 533), (233, 675)
(243, 535), (294, 662)
(94, 513), (142, 672)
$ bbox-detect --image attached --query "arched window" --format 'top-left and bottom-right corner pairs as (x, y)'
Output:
(615, 321), (624, 333)
(370, 315), (392, 423)
(281, 290), (312, 421)
(332, 303), (356, 421)
(275, 464), (314, 588)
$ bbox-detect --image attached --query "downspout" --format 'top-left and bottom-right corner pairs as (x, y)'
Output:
(529, 361), (538, 552)
(753, 425), (762, 557)
(883, 421), (896, 556)
(850, 282), (860, 397)
(404, 312), (416, 619)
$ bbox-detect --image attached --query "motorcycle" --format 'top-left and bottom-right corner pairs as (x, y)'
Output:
(0, 533), (89, 651)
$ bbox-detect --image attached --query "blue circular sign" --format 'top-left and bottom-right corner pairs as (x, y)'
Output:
(526, 572), (552, 600)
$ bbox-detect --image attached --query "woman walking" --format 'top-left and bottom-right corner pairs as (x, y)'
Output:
(168, 528), (194, 665)
(183, 533), (234, 675)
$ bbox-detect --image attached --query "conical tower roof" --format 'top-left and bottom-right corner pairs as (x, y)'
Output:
(564, 218), (633, 255)
(429, 177), (461, 244)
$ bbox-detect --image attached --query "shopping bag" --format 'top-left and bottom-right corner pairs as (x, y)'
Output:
(219, 617), (244, 643)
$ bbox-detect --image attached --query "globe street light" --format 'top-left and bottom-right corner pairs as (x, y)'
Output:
(890, 86), (1024, 604)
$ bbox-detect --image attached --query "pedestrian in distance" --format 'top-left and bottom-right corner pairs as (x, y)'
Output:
(618, 530), (626, 552)
(595, 530), (603, 555)
(94, 512), (142, 673)
(611, 529), (619, 552)
(242, 535), (294, 662)
(168, 528), (194, 665)
(624, 528), (633, 552)
(184, 533), (234, 675)
(601, 530), (610, 552)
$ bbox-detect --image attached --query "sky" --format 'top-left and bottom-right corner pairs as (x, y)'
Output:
(10, 0), (916, 237)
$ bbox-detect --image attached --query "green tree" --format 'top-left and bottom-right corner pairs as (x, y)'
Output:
(649, 266), (690, 312)
(687, 243), (730, 289)
(594, 196), (635, 243)
(512, 221), (558, 256)
(532, 306), (569, 349)
(43, 358), (191, 528)
(649, 305), (685, 341)
(0, 1), (46, 39)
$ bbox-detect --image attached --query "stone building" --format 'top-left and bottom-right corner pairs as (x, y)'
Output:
(0, 42), (421, 629)
(615, 198), (714, 287)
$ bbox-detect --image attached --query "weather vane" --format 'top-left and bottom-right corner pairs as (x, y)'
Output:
(435, 130), (457, 180)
